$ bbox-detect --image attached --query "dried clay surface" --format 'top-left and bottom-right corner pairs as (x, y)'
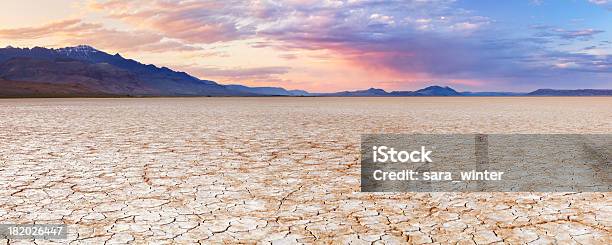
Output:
(0, 97), (610, 244)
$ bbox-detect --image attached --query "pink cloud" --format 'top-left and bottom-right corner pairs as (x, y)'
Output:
(92, 1), (250, 44)
(0, 18), (200, 53)
(0, 19), (97, 39)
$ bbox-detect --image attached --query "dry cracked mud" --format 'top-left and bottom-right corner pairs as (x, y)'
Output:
(0, 97), (610, 244)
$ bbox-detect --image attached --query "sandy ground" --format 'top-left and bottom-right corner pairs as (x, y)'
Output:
(0, 97), (610, 244)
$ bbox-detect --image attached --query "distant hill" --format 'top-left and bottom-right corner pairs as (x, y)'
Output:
(414, 86), (460, 96)
(319, 86), (460, 96)
(527, 89), (612, 96)
(320, 88), (389, 96)
(225, 84), (309, 96)
(287, 89), (310, 96)
(314, 86), (610, 97)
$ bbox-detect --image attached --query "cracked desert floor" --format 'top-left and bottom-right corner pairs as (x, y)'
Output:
(0, 97), (610, 244)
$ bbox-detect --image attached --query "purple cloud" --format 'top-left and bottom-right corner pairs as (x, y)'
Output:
(534, 26), (605, 40)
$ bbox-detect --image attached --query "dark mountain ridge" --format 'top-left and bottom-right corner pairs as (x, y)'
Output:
(0, 45), (243, 96)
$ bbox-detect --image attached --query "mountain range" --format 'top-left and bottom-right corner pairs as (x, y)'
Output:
(0, 45), (610, 97)
(316, 86), (462, 96)
(0, 45), (243, 97)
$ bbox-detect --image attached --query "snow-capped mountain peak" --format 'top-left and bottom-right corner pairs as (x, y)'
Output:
(55, 45), (99, 57)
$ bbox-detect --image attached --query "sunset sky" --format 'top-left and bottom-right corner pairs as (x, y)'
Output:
(0, 0), (610, 92)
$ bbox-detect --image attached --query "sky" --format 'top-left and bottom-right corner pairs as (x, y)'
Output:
(0, 0), (610, 92)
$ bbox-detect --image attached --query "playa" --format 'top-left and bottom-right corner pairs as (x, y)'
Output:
(1, 97), (610, 244)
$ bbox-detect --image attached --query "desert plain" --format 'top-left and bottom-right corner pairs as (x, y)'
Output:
(0, 97), (610, 244)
